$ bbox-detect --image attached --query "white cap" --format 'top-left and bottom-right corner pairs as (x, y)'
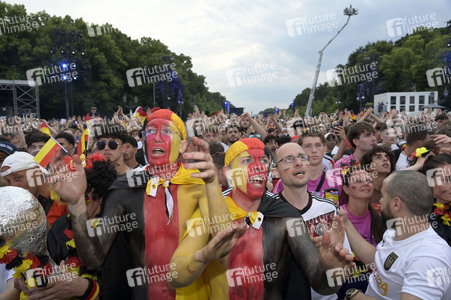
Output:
(324, 132), (337, 139)
(0, 151), (47, 177)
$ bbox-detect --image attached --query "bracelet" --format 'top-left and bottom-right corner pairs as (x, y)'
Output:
(80, 278), (100, 300)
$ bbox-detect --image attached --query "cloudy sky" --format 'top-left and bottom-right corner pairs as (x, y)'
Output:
(7, 0), (451, 113)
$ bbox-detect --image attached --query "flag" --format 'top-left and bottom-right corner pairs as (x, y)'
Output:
(133, 106), (147, 124)
(40, 123), (51, 136)
(34, 137), (65, 168)
(77, 128), (89, 156)
(178, 89), (183, 103)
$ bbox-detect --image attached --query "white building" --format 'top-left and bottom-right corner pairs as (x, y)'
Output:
(374, 91), (438, 115)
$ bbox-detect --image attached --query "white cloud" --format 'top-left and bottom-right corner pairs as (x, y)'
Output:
(7, 0), (451, 113)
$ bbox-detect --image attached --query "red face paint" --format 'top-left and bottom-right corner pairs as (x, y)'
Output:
(245, 149), (268, 199)
(145, 119), (181, 166)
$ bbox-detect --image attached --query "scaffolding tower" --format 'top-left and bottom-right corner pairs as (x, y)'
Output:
(0, 80), (40, 118)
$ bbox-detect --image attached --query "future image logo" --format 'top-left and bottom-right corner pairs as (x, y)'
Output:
(126, 263), (178, 287)
(226, 64), (277, 87)
(286, 218), (307, 237)
(26, 63), (78, 86)
(426, 266), (451, 287)
(286, 13), (338, 37)
(326, 263), (375, 287)
(86, 213), (139, 237)
(426, 67), (451, 87)
(0, 15), (40, 35)
(126, 64), (177, 87)
(86, 23), (115, 37)
(426, 167), (451, 187)
(226, 263), (278, 287)
(326, 61), (378, 87)
(386, 13), (438, 38)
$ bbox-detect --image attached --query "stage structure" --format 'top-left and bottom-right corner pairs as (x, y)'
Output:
(0, 80), (40, 118)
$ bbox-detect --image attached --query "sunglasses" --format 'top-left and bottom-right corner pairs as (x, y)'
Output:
(326, 137), (337, 141)
(97, 141), (120, 150)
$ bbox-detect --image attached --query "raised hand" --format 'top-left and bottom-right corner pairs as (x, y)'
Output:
(434, 134), (451, 145)
(195, 221), (248, 263)
(318, 216), (354, 272)
(49, 149), (87, 205)
(183, 137), (216, 184)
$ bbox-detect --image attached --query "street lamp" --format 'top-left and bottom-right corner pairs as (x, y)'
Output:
(305, 5), (358, 117)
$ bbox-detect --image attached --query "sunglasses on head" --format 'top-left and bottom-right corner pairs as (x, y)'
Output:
(97, 141), (119, 150)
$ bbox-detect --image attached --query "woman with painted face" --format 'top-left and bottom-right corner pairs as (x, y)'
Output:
(423, 154), (451, 246)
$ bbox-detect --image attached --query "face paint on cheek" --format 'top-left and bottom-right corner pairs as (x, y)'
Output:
(246, 151), (267, 198)
(146, 119), (179, 166)
(169, 123), (183, 163)
(229, 157), (248, 194)
(283, 167), (291, 173)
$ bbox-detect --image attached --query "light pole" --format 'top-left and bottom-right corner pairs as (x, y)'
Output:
(153, 82), (156, 108)
(305, 5), (358, 117)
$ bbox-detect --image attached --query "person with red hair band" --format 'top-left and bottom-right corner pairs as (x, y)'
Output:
(168, 138), (356, 299)
(49, 109), (232, 300)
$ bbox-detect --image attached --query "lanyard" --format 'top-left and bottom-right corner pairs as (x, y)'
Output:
(315, 171), (326, 193)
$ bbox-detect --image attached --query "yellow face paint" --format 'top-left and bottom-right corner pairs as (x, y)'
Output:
(169, 122), (183, 163)
(229, 151), (250, 194)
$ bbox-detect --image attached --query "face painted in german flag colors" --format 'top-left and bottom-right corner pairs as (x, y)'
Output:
(225, 138), (270, 200)
(145, 109), (187, 167)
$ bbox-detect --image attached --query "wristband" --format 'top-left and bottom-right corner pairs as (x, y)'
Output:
(80, 278), (100, 300)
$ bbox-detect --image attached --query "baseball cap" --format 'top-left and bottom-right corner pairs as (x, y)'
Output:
(0, 152), (48, 177)
(0, 142), (17, 156)
(324, 132), (337, 139)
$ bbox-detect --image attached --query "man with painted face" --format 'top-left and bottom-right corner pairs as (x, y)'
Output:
(169, 138), (355, 299)
(49, 109), (232, 300)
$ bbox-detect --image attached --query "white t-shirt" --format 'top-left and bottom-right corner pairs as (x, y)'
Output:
(331, 145), (339, 156)
(292, 193), (353, 300)
(322, 155), (335, 172)
(0, 265), (14, 294)
(366, 228), (451, 299)
(395, 152), (409, 171)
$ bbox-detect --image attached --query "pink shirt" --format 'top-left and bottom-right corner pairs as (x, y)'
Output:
(334, 153), (358, 171)
(342, 204), (377, 246)
(307, 171), (342, 199)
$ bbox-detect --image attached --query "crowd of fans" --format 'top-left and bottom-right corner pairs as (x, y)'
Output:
(0, 104), (450, 299)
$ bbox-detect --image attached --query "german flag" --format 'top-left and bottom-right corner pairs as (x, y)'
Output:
(34, 137), (66, 168)
(133, 106), (147, 124)
(40, 123), (51, 136)
(77, 128), (89, 156)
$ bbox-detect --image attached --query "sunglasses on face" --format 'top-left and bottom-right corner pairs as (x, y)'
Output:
(327, 137), (337, 141)
(97, 141), (120, 150)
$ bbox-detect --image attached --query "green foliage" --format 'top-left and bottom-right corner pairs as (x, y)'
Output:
(0, 2), (229, 119)
(288, 26), (451, 114)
